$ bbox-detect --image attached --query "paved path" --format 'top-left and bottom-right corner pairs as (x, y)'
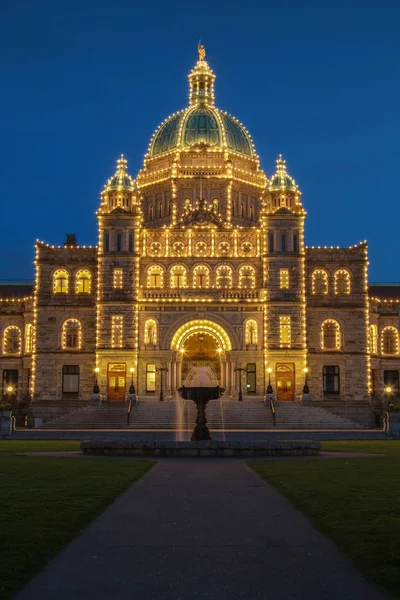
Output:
(14, 460), (387, 600)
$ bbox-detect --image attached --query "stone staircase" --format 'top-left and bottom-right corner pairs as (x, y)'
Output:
(39, 397), (365, 430)
(275, 402), (365, 429)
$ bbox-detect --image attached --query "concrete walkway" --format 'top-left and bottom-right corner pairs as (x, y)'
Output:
(14, 460), (387, 600)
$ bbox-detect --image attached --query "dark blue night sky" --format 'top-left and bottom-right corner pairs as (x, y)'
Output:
(1, 0), (399, 282)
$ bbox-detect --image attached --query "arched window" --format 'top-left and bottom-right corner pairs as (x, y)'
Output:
(334, 269), (351, 294)
(170, 265), (187, 288)
(144, 319), (157, 345)
(75, 269), (91, 294)
(25, 324), (33, 353)
(149, 205), (154, 221)
(321, 319), (341, 350)
(3, 325), (22, 355)
(216, 265), (232, 289)
(245, 320), (258, 345)
(158, 202), (163, 218)
(62, 319), (82, 350)
(312, 269), (328, 294)
(239, 266), (256, 289)
(53, 269), (69, 294)
(147, 265), (163, 288)
(381, 326), (399, 355)
(249, 205), (254, 221)
(368, 324), (378, 354)
(241, 203), (245, 218)
(193, 265), (210, 288)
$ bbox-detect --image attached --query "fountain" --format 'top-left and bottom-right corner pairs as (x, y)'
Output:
(178, 366), (224, 441)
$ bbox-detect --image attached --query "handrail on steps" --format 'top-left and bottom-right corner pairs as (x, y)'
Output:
(269, 397), (276, 427)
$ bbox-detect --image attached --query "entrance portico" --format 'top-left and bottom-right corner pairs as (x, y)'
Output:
(168, 320), (234, 391)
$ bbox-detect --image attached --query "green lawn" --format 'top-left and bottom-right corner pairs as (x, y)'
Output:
(249, 440), (400, 598)
(0, 439), (81, 453)
(0, 441), (154, 599)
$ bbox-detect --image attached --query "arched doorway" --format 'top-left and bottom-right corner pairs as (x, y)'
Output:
(181, 331), (221, 382)
(170, 319), (232, 388)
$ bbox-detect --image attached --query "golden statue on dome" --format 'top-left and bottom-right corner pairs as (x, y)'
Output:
(198, 41), (206, 61)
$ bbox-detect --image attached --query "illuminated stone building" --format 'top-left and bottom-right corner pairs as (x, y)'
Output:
(1, 48), (400, 422)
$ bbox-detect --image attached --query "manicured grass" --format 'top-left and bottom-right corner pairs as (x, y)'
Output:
(249, 440), (400, 598)
(0, 439), (81, 453)
(0, 444), (154, 599)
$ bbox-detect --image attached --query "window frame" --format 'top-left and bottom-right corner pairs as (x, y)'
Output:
(323, 365), (340, 394)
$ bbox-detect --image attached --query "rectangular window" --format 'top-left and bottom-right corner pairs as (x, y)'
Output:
(116, 233), (122, 252)
(62, 365), (79, 394)
(281, 234), (286, 252)
(128, 231), (134, 253)
(246, 363), (256, 393)
(280, 269), (289, 290)
(113, 269), (123, 290)
(384, 370), (399, 397)
(279, 316), (291, 346)
(293, 233), (299, 253)
(268, 233), (274, 253)
(323, 366), (340, 394)
(146, 364), (156, 392)
(104, 231), (109, 253)
(111, 316), (123, 348)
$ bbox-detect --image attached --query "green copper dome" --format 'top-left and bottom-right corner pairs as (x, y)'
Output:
(269, 155), (298, 192)
(102, 155), (136, 194)
(149, 106), (254, 157)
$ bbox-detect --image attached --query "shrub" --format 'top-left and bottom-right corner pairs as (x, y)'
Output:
(0, 402), (11, 410)
(389, 403), (395, 412)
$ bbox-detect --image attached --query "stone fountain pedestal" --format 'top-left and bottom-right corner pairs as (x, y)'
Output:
(178, 366), (224, 441)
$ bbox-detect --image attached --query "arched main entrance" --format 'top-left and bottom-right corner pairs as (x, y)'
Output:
(170, 319), (232, 389)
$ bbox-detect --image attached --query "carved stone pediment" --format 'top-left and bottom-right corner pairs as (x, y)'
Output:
(181, 198), (223, 228)
(110, 206), (129, 215)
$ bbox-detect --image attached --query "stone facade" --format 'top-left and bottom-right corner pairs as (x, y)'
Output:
(1, 51), (400, 414)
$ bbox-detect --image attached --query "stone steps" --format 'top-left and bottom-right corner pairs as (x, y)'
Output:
(39, 398), (366, 430)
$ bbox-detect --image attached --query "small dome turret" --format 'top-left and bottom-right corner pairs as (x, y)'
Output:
(269, 155), (298, 192)
(103, 155), (136, 193)
(100, 155), (138, 214)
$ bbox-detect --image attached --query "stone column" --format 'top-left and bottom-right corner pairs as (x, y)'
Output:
(167, 361), (171, 390)
(171, 361), (176, 391)
(221, 361), (226, 388)
(177, 362), (182, 389)
(226, 361), (231, 392)
(231, 360), (236, 392)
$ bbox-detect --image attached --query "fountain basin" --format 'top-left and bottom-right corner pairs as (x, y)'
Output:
(81, 439), (321, 457)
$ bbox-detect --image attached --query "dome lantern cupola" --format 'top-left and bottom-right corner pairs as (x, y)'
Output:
(269, 155), (298, 192)
(101, 155), (137, 213)
(188, 42), (216, 107)
(268, 155), (302, 212)
(103, 154), (136, 193)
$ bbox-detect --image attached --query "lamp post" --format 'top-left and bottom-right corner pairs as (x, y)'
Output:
(234, 367), (245, 401)
(157, 367), (168, 402)
(93, 367), (100, 394)
(129, 367), (135, 394)
(266, 367), (273, 394)
(385, 385), (392, 409)
(303, 367), (309, 394)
